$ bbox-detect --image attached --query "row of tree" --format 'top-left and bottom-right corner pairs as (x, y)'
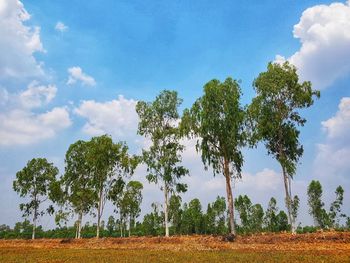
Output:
(12, 61), (321, 239)
(3, 180), (349, 239)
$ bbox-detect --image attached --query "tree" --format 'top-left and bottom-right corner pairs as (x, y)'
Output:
(250, 204), (264, 233)
(307, 180), (326, 228)
(187, 198), (203, 234)
(13, 158), (59, 239)
(136, 90), (189, 237)
(88, 135), (137, 238)
(276, 211), (289, 231)
(168, 195), (183, 234)
(290, 195), (300, 229)
(249, 62), (320, 233)
(329, 186), (345, 228)
(123, 181), (143, 236)
(235, 195), (264, 233)
(107, 216), (116, 236)
(62, 140), (96, 238)
(212, 196), (227, 234)
(265, 197), (278, 232)
(182, 77), (246, 237)
(203, 203), (215, 234)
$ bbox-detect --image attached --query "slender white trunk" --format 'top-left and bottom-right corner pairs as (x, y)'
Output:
(32, 213), (37, 240)
(282, 165), (295, 234)
(164, 183), (169, 237)
(78, 212), (83, 238)
(128, 215), (131, 237)
(97, 189), (103, 238)
(224, 158), (235, 236)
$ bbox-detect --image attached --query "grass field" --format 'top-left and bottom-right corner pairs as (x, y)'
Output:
(1, 232), (349, 262)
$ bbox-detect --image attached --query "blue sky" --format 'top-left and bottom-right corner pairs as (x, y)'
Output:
(1, 0), (350, 228)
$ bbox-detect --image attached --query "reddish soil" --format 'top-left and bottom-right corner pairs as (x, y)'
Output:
(0, 231), (349, 254)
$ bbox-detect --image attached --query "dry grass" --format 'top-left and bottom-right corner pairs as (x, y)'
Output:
(0, 232), (350, 262)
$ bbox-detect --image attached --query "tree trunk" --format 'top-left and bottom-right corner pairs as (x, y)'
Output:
(78, 212), (83, 239)
(32, 212), (37, 240)
(224, 158), (235, 236)
(129, 215), (131, 237)
(75, 221), (78, 239)
(281, 165), (295, 234)
(164, 183), (169, 237)
(120, 213), (123, 237)
(96, 190), (103, 238)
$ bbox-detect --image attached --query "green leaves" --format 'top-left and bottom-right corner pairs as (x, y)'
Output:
(13, 158), (59, 238)
(182, 77), (246, 178)
(136, 90), (188, 192)
(249, 61), (320, 178)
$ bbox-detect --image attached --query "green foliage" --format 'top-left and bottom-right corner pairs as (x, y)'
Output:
(88, 135), (137, 237)
(264, 197), (289, 232)
(168, 195), (182, 234)
(235, 195), (264, 234)
(307, 180), (327, 228)
(136, 90), (189, 236)
(329, 186), (345, 228)
(182, 77), (247, 235)
(13, 158), (59, 239)
(249, 62), (320, 232)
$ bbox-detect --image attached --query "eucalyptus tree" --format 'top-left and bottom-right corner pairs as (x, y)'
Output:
(88, 135), (137, 238)
(248, 62), (320, 233)
(62, 140), (96, 238)
(13, 158), (59, 239)
(136, 90), (189, 237)
(307, 180), (326, 228)
(181, 77), (246, 237)
(168, 195), (183, 234)
(329, 186), (345, 228)
(123, 180), (143, 236)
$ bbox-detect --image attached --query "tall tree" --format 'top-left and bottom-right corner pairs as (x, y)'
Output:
(88, 135), (137, 238)
(13, 158), (58, 239)
(136, 90), (189, 237)
(265, 197), (279, 232)
(182, 77), (246, 237)
(168, 195), (183, 234)
(249, 62), (320, 233)
(307, 180), (326, 227)
(123, 181), (143, 236)
(329, 186), (345, 228)
(62, 140), (96, 238)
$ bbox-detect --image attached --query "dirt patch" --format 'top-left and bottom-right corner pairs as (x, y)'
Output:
(0, 231), (349, 254)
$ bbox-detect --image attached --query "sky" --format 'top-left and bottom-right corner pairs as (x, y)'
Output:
(1, 0), (350, 229)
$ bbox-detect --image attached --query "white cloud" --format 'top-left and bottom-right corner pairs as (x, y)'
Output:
(74, 95), (138, 138)
(0, 0), (44, 81)
(276, 1), (350, 89)
(19, 81), (57, 109)
(0, 107), (71, 145)
(67, 66), (96, 86)
(55, 21), (68, 32)
(315, 97), (350, 177)
(0, 84), (71, 146)
(321, 97), (350, 139)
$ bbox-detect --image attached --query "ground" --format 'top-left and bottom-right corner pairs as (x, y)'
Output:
(0, 231), (349, 262)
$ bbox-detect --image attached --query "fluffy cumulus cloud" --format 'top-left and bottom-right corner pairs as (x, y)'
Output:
(0, 84), (71, 146)
(0, 0), (44, 81)
(315, 97), (350, 177)
(55, 21), (68, 32)
(67, 66), (96, 86)
(19, 81), (57, 108)
(321, 97), (350, 139)
(276, 1), (350, 89)
(74, 95), (138, 138)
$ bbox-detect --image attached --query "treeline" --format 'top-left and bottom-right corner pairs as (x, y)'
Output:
(7, 61), (327, 239)
(2, 180), (349, 239)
